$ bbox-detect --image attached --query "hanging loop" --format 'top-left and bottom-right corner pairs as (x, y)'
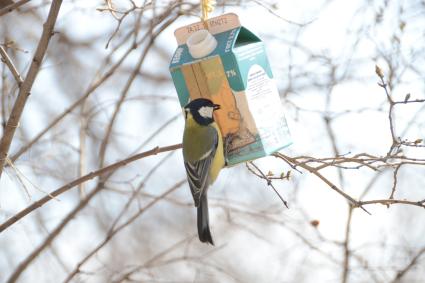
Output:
(201, 0), (215, 29)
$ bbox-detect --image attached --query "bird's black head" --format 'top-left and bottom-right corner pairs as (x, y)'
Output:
(184, 98), (220, 126)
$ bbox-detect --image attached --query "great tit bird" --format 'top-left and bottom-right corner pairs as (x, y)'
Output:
(183, 98), (225, 245)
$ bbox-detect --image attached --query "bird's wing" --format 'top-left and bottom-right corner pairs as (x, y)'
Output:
(184, 128), (218, 207)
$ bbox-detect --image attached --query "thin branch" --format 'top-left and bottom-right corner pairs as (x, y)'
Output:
(0, 0), (31, 17)
(342, 206), (353, 283)
(0, 143), (183, 234)
(251, 0), (314, 27)
(130, 112), (180, 155)
(391, 247), (425, 283)
(389, 164), (401, 199)
(357, 198), (425, 209)
(108, 151), (175, 231)
(0, 45), (23, 86)
(78, 105), (87, 198)
(393, 98), (425, 105)
(112, 236), (193, 283)
(376, 65), (400, 157)
(246, 161), (289, 208)
(0, 0), (63, 179)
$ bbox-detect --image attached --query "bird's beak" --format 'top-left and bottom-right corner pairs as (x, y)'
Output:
(213, 104), (220, 111)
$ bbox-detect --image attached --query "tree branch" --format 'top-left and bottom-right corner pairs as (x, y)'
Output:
(0, 0), (63, 179)
(0, 0), (31, 17)
(391, 246), (425, 283)
(246, 161), (289, 208)
(0, 45), (23, 86)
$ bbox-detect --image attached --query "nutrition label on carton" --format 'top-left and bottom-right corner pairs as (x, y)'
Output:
(245, 64), (290, 150)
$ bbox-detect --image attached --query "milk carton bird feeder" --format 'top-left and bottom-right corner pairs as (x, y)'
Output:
(169, 12), (292, 166)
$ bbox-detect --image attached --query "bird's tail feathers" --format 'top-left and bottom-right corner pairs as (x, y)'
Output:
(197, 194), (214, 245)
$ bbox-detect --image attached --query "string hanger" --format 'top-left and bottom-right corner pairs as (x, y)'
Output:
(201, 0), (215, 27)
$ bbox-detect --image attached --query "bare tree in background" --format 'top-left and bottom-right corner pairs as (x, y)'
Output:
(0, 0), (424, 282)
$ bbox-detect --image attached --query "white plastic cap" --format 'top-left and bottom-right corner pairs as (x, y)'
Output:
(186, 29), (217, 59)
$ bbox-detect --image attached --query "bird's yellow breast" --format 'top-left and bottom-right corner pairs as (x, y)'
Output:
(209, 122), (225, 184)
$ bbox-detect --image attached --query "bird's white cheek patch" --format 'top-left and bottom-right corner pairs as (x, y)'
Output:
(198, 106), (214, 118)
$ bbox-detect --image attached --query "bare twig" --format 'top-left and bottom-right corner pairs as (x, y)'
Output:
(376, 65), (399, 157)
(78, 105), (87, 198)
(391, 247), (425, 283)
(389, 164), (401, 199)
(342, 206), (353, 283)
(393, 98), (425, 105)
(0, 0), (31, 17)
(357, 198), (425, 209)
(246, 161), (289, 208)
(251, 0), (314, 27)
(0, 45), (23, 86)
(112, 236), (193, 282)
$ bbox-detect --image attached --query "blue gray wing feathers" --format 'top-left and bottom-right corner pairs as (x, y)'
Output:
(184, 129), (218, 207)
